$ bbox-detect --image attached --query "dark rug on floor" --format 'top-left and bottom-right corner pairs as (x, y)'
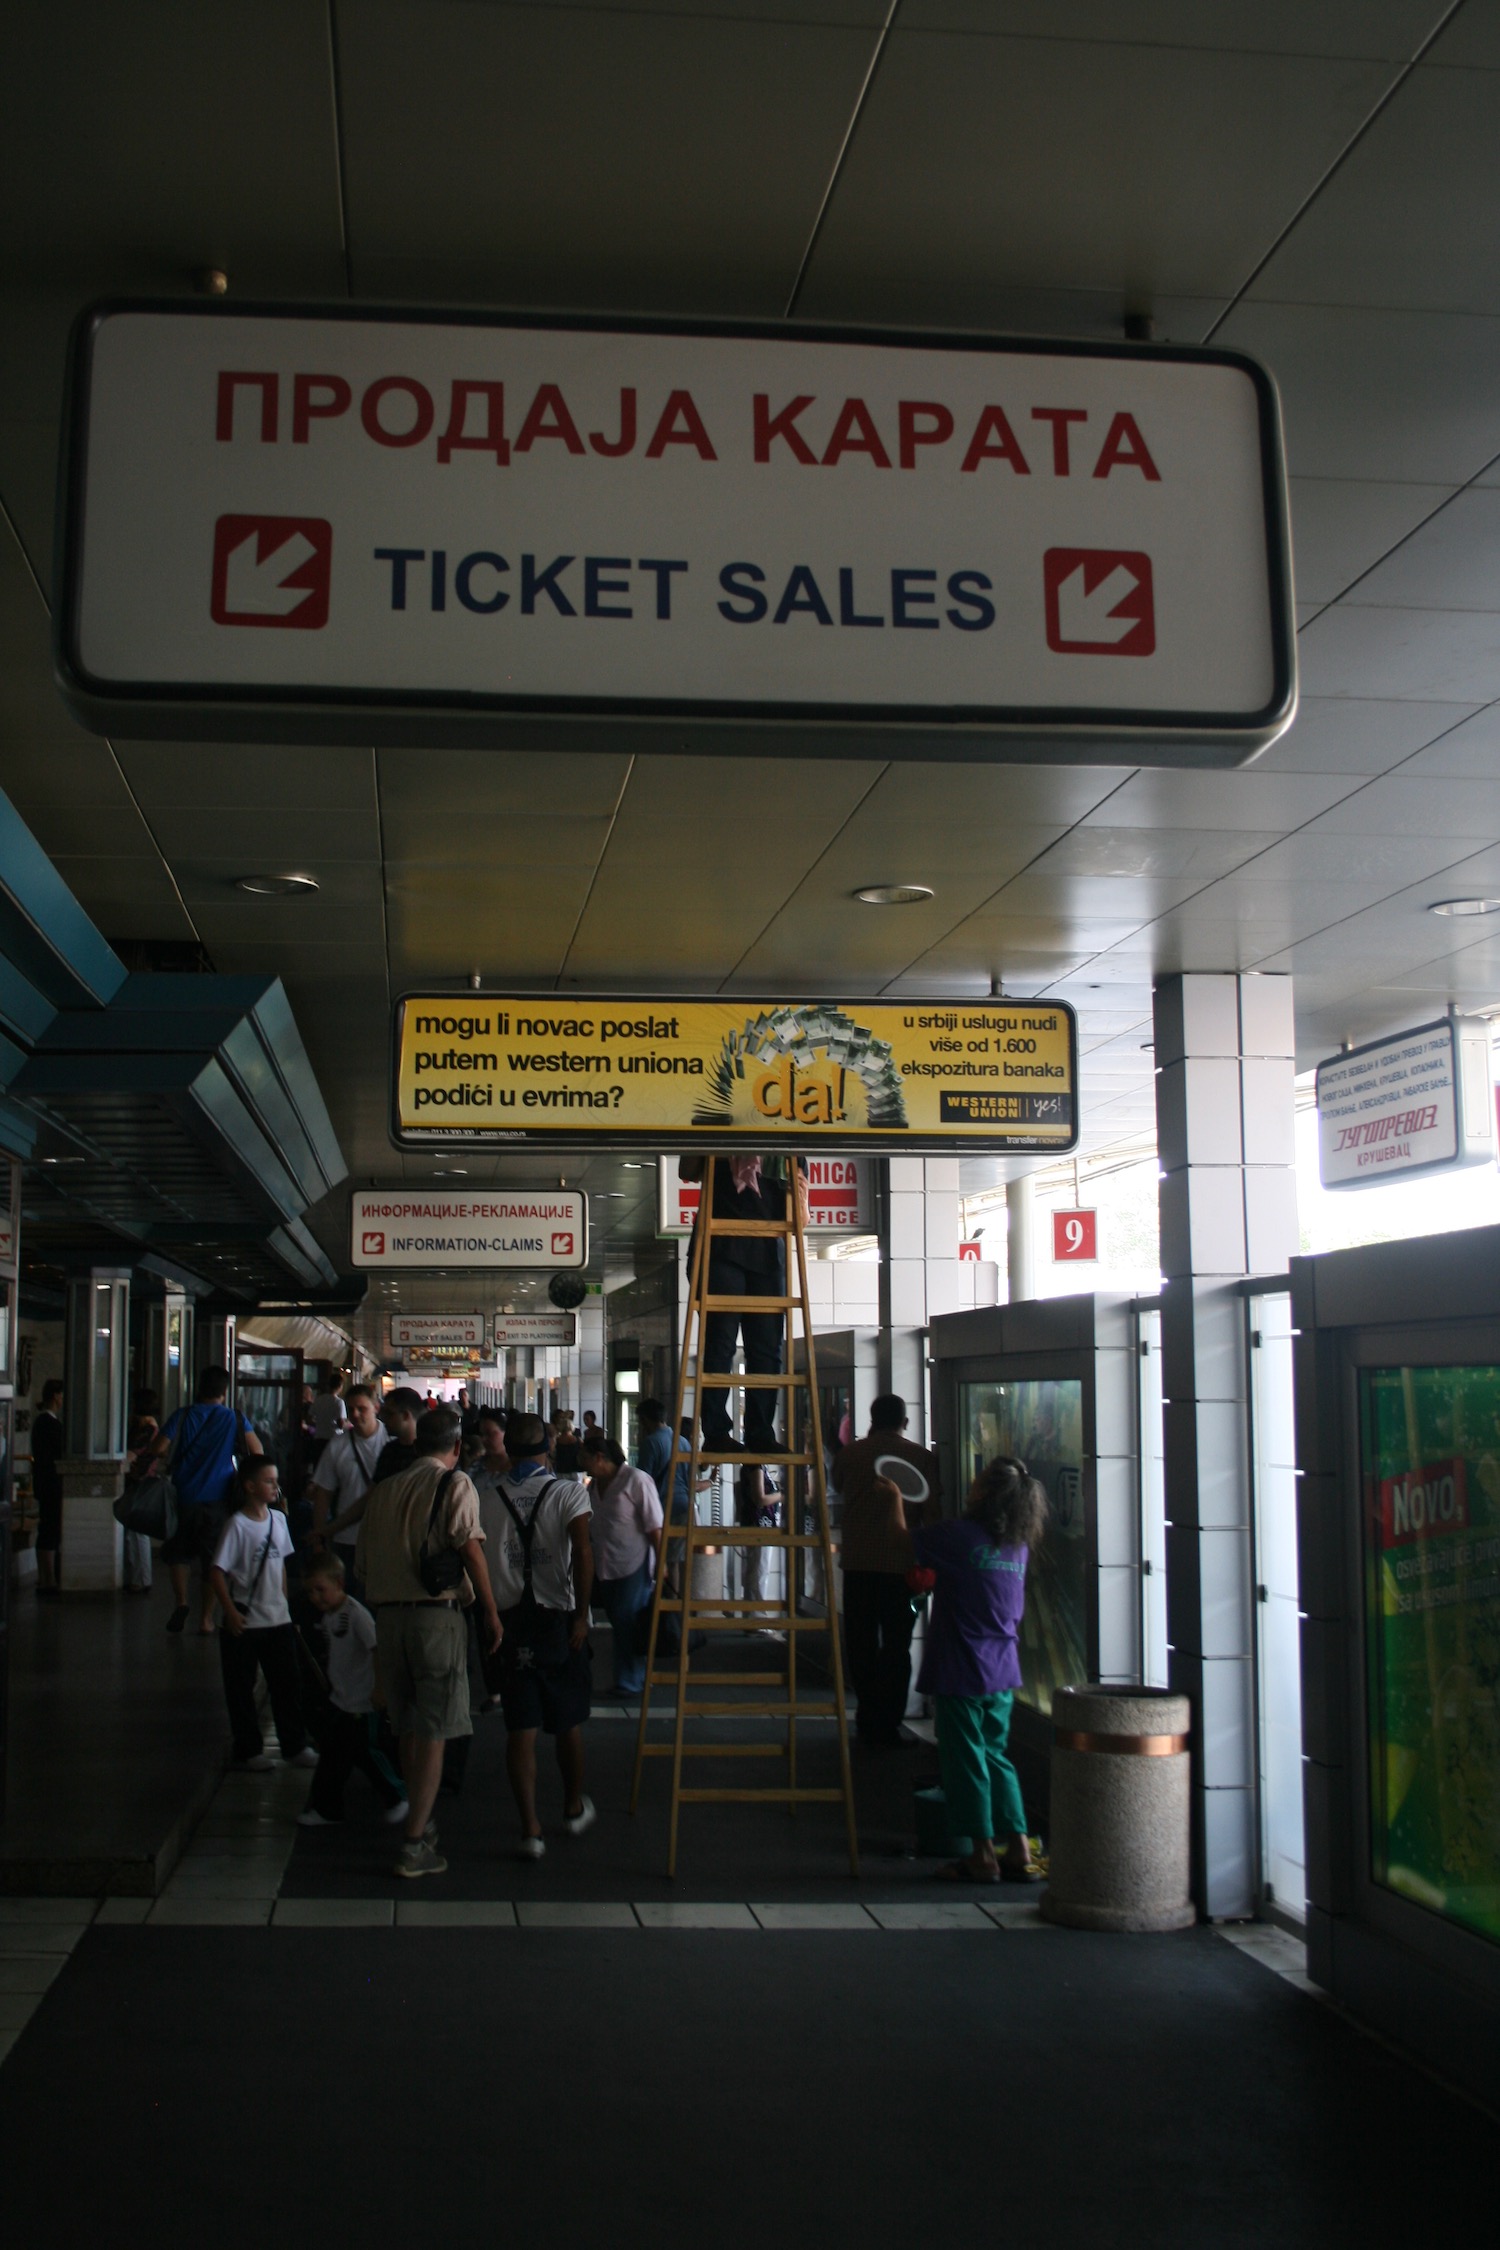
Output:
(4, 1924), (1494, 2249)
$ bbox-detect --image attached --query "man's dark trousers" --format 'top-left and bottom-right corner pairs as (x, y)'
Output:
(843, 1571), (918, 1743)
(701, 1260), (783, 1450)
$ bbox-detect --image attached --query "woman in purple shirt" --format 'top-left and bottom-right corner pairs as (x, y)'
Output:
(889, 1454), (1049, 1885)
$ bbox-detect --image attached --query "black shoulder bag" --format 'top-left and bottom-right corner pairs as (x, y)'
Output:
(495, 1479), (569, 1670)
(418, 1468), (469, 1597)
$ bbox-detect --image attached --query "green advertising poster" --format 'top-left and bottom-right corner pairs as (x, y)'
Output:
(1361, 1365), (1500, 1947)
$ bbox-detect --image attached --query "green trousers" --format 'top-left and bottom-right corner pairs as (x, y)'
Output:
(934, 1690), (1028, 1845)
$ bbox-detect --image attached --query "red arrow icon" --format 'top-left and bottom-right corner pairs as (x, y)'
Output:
(1043, 548), (1154, 656)
(210, 514), (332, 629)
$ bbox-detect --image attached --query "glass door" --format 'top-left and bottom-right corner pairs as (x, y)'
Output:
(957, 1374), (1087, 1715)
(1250, 1289), (1305, 1920)
(236, 1348), (306, 1527)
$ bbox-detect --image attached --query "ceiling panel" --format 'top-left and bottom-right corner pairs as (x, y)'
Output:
(117, 745), (379, 811)
(2, 2), (345, 289)
(800, 31), (1394, 319)
(904, 2), (1447, 56)
(1247, 49), (1500, 315)
(1250, 695), (1477, 775)
(1395, 705), (1500, 776)
(1287, 478), (1454, 604)
(1297, 605), (1500, 702)
(385, 866), (586, 980)
(562, 753), (882, 982)
(336, 0), (879, 310)
(1076, 768), (1360, 830)
(1338, 487), (1500, 609)
(1215, 303), (1500, 484)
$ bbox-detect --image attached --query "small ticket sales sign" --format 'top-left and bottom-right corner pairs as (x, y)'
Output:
(658, 1153), (873, 1234)
(352, 1188), (587, 1268)
(59, 302), (1292, 763)
(389, 1312), (486, 1351)
(1316, 1017), (1494, 1189)
(393, 995), (1077, 1155)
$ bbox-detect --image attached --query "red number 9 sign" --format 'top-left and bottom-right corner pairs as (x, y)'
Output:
(1052, 1209), (1098, 1262)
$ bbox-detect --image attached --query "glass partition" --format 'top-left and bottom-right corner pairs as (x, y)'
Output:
(1360, 1360), (1500, 1949)
(958, 1375), (1086, 1713)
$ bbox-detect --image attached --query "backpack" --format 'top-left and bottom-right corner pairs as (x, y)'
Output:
(494, 1478), (570, 1668)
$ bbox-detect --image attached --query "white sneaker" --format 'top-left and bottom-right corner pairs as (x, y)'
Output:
(515, 1834), (546, 1861)
(238, 1753), (274, 1772)
(384, 1799), (412, 1825)
(563, 1795), (596, 1838)
(296, 1808), (340, 1827)
(288, 1747), (319, 1768)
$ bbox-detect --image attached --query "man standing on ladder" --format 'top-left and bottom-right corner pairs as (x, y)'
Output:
(679, 1154), (800, 1464)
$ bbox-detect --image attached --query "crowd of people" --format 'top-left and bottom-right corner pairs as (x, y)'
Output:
(110, 1355), (1046, 1887)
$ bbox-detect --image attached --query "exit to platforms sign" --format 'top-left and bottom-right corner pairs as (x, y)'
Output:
(59, 303), (1293, 764)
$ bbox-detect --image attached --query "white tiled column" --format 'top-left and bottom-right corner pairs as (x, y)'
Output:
(1154, 972), (1297, 1920)
(876, 1158), (961, 1444)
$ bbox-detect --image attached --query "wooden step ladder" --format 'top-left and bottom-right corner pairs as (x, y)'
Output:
(629, 1154), (859, 1876)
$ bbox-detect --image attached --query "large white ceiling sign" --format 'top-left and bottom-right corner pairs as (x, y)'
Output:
(59, 303), (1294, 766)
(1315, 1018), (1494, 1190)
(351, 1188), (587, 1268)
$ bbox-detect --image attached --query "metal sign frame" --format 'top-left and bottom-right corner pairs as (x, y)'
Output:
(56, 299), (1296, 765)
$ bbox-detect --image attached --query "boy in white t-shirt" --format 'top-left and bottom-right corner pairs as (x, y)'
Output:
(297, 1552), (409, 1827)
(209, 1460), (318, 1771)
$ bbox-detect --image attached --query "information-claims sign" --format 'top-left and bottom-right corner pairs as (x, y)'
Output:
(392, 995), (1077, 1156)
(1316, 1017), (1495, 1189)
(59, 303), (1293, 764)
(352, 1188), (588, 1268)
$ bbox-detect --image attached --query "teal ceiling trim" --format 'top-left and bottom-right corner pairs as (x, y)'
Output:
(0, 956), (57, 1051)
(0, 791), (125, 1011)
(267, 1217), (339, 1292)
(0, 1095), (37, 1159)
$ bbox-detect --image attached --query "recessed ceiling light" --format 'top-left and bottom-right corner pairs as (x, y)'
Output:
(1428, 896), (1500, 918)
(854, 884), (934, 906)
(234, 873), (320, 897)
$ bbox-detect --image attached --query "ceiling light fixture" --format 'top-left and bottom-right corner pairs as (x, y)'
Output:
(854, 884), (934, 906)
(1428, 897), (1500, 918)
(234, 873), (320, 897)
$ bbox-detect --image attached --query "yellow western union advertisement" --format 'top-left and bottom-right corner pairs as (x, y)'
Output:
(393, 995), (1077, 1154)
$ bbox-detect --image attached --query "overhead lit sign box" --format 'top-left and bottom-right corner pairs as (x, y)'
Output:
(1316, 1018), (1495, 1189)
(352, 1188), (587, 1268)
(389, 1311), (486, 1350)
(491, 1313), (579, 1348)
(392, 995), (1076, 1156)
(657, 1154), (873, 1235)
(59, 301), (1293, 766)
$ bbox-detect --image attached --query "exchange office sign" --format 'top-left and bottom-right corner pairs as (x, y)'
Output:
(58, 302), (1293, 764)
(393, 995), (1076, 1156)
(1316, 1017), (1495, 1189)
(352, 1188), (587, 1268)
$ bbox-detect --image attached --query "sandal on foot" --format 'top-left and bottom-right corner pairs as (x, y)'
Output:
(939, 1860), (1000, 1885)
(1000, 1861), (1043, 1884)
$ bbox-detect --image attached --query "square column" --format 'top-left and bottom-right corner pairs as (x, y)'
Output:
(877, 1157), (960, 1443)
(1154, 973), (1296, 1919)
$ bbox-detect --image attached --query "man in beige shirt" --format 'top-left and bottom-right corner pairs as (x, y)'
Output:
(834, 1395), (941, 1748)
(356, 1406), (501, 1879)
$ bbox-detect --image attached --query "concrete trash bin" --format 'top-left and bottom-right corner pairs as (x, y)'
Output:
(1040, 1686), (1194, 1933)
